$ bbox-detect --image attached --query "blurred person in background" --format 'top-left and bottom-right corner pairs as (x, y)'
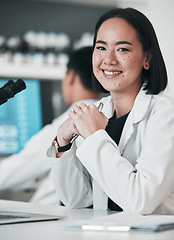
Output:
(0, 46), (100, 205)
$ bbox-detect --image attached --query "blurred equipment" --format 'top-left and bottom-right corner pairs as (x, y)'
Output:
(0, 79), (42, 155)
(0, 79), (26, 105)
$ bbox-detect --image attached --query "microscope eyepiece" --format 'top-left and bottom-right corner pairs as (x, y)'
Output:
(0, 79), (26, 105)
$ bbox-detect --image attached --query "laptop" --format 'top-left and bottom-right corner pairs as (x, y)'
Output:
(0, 210), (63, 225)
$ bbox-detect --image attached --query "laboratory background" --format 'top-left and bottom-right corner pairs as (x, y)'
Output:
(0, 0), (173, 201)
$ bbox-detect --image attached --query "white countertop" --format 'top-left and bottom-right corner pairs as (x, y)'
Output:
(1, 200), (174, 240)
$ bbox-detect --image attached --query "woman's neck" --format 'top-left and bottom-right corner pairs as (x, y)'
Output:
(111, 89), (140, 118)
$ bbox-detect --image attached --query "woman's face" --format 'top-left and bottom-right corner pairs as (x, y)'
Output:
(93, 17), (148, 95)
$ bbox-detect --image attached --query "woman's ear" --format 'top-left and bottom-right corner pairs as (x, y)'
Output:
(143, 51), (152, 70)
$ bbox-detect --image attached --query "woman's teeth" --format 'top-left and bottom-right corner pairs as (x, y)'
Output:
(104, 70), (122, 75)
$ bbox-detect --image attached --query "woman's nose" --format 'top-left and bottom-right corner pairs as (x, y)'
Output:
(103, 51), (118, 65)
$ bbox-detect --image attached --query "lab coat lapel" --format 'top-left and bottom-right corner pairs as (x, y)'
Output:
(119, 88), (152, 155)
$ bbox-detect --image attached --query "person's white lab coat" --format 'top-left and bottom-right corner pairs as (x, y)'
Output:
(48, 87), (174, 214)
(0, 99), (97, 205)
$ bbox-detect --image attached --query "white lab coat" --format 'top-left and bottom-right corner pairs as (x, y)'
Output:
(0, 99), (97, 205)
(48, 87), (174, 214)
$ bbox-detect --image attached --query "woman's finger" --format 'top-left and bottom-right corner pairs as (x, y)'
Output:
(72, 104), (82, 114)
(79, 103), (88, 111)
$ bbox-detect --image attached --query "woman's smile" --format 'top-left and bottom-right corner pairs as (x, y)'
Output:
(102, 69), (123, 78)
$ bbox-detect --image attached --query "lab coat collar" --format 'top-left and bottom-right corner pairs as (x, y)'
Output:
(100, 86), (152, 155)
(119, 87), (152, 155)
(131, 86), (152, 124)
(101, 86), (152, 123)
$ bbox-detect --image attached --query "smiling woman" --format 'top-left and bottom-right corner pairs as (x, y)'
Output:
(47, 8), (174, 215)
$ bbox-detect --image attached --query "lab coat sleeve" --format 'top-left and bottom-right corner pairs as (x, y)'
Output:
(47, 142), (93, 208)
(76, 102), (174, 214)
(0, 118), (61, 190)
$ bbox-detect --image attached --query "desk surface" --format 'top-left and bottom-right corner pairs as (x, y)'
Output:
(0, 200), (174, 240)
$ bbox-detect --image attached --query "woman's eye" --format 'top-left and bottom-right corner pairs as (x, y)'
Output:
(117, 48), (130, 52)
(96, 46), (106, 50)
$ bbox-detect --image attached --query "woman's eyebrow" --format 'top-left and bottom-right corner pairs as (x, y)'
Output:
(96, 40), (106, 45)
(95, 40), (132, 46)
(116, 41), (132, 46)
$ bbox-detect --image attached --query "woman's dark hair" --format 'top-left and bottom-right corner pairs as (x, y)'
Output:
(92, 7), (167, 94)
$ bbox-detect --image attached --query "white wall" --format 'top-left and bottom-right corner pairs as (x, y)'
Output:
(145, 0), (174, 98)
(117, 0), (174, 98)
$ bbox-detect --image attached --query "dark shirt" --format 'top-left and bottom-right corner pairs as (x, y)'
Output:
(105, 111), (129, 211)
